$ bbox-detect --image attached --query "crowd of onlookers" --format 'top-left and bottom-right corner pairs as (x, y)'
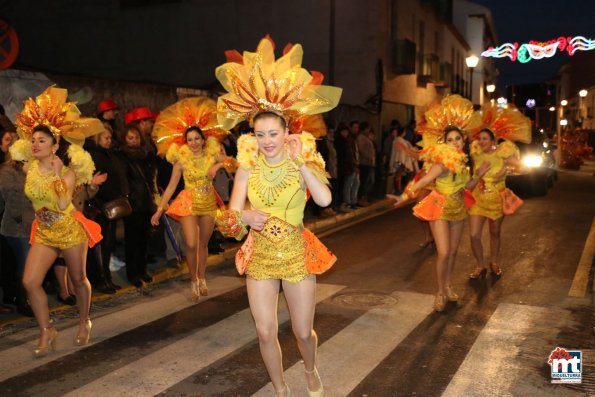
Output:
(0, 98), (421, 317)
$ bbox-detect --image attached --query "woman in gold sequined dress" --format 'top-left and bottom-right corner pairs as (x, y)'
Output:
(215, 37), (342, 397)
(389, 126), (488, 311)
(11, 87), (104, 358)
(151, 124), (229, 300)
(466, 104), (531, 279)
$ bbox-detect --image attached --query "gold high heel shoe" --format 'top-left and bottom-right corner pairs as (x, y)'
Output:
(305, 367), (323, 397)
(274, 383), (291, 397)
(34, 326), (58, 358)
(489, 263), (502, 276)
(191, 280), (200, 301)
(469, 267), (487, 279)
(75, 319), (92, 346)
(198, 278), (208, 296)
(444, 286), (459, 302)
(434, 293), (447, 312)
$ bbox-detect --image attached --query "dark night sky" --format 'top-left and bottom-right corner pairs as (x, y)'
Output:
(470, 0), (594, 87)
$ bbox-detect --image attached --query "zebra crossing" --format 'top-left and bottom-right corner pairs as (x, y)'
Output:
(0, 276), (588, 397)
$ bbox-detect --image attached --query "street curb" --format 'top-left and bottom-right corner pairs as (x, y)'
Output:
(0, 198), (397, 328)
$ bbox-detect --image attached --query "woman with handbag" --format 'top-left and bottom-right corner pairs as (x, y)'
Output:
(388, 95), (489, 312)
(119, 125), (157, 288)
(467, 105), (530, 279)
(83, 123), (128, 291)
(10, 87), (103, 356)
(215, 37), (341, 397)
(150, 97), (234, 300)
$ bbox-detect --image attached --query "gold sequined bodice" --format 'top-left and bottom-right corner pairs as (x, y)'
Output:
(247, 155), (305, 226)
(180, 152), (215, 190)
(435, 168), (470, 196)
(25, 160), (75, 213)
(471, 150), (506, 191)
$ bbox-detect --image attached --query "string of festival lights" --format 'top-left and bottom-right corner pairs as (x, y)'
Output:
(481, 36), (595, 63)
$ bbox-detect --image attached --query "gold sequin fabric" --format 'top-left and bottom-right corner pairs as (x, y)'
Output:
(435, 169), (470, 221)
(246, 217), (309, 283)
(25, 161), (87, 249)
(468, 141), (517, 220)
(169, 152), (218, 217)
(33, 211), (87, 249)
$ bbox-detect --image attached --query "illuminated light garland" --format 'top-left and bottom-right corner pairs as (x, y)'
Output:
(481, 36), (595, 63)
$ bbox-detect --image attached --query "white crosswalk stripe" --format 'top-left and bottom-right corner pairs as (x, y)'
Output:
(253, 291), (434, 397)
(0, 276), (244, 382)
(0, 279), (585, 397)
(61, 283), (345, 397)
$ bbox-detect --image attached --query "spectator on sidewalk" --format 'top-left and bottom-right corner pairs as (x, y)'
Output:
(119, 125), (157, 288)
(389, 126), (419, 194)
(356, 122), (376, 206)
(0, 142), (34, 316)
(335, 123), (359, 212)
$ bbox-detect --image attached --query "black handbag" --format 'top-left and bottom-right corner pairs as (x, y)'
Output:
(102, 197), (133, 220)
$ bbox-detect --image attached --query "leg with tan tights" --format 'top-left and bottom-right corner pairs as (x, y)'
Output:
(429, 220), (450, 309)
(445, 220), (465, 297)
(283, 275), (322, 393)
(62, 243), (92, 343)
(196, 215), (215, 279)
(22, 244), (59, 351)
(488, 217), (504, 274)
(469, 215), (488, 276)
(179, 216), (199, 282)
(246, 278), (288, 395)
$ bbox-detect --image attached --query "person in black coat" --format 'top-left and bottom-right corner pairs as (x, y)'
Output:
(83, 124), (128, 292)
(118, 125), (157, 287)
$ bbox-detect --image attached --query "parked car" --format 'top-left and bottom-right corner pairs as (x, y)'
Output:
(506, 129), (557, 197)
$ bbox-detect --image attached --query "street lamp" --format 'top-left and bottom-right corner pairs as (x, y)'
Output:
(465, 54), (479, 103)
(560, 119), (568, 126)
(486, 84), (495, 93)
(579, 89), (588, 97)
(549, 106), (555, 111)
(561, 99), (568, 106)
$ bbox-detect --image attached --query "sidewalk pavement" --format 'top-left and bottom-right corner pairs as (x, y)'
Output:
(0, 198), (398, 328)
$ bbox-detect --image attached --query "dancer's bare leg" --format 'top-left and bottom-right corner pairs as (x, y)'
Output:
(63, 243), (91, 339)
(196, 215), (215, 279)
(283, 275), (321, 391)
(246, 278), (287, 394)
(179, 216), (199, 281)
(22, 244), (59, 349)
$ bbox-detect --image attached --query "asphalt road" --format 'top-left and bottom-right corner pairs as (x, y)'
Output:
(0, 167), (593, 397)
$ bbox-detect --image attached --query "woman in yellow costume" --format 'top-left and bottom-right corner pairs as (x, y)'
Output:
(388, 95), (489, 312)
(215, 37), (341, 397)
(467, 104), (530, 278)
(150, 97), (234, 300)
(10, 87), (104, 357)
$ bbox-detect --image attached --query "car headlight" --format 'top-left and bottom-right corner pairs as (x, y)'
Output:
(522, 154), (543, 168)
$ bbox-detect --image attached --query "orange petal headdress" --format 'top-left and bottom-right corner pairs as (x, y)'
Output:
(152, 97), (228, 157)
(15, 86), (104, 146)
(417, 95), (481, 147)
(468, 102), (531, 143)
(215, 36), (342, 130)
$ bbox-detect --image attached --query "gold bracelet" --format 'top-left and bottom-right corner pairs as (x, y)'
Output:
(293, 155), (305, 168)
(53, 178), (68, 197)
(222, 157), (238, 173)
(400, 193), (410, 201)
(215, 209), (248, 240)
